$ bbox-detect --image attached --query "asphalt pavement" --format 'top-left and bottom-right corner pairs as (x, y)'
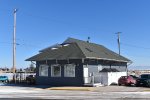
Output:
(0, 84), (150, 100)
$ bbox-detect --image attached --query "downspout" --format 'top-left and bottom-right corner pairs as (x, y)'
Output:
(82, 58), (85, 85)
(82, 58), (84, 64)
(126, 65), (128, 76)
(31, 61), (36, 65)
(110, 64), (112, 69)
(56, 59), (58, 64)
(45, 60), (48, 64)
(67, 59), (69, 64)
(126, 61), (133, 76)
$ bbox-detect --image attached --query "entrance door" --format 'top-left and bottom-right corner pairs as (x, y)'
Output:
(84, 67), (89, 83)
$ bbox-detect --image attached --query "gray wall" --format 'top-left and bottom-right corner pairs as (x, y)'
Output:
(83, 59), (127, 72)
(101, 65), (127, 72)
(36, 60), (84, 86)
(83, 64), (127, 76)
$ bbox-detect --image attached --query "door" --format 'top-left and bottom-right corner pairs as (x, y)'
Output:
(84, 67), (89, 83)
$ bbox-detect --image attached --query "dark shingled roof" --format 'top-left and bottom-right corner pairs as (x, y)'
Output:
(26, 38), (131, 62)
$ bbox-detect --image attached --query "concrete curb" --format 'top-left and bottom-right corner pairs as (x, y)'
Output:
(46, 87), (96, 91)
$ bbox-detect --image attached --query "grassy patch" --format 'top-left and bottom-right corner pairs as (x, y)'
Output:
(46, 87), (95, 91)
(143, 89), (150, 92)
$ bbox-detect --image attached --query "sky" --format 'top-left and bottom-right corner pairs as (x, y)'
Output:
(0, 0), (150, 70)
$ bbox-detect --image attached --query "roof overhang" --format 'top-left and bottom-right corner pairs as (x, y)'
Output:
(85, 57), (131, 63)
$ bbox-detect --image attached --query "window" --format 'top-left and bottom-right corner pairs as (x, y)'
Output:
(64, 64), (75, 77)
(39, 65), (48, 77)
(51, 64), (61, 77)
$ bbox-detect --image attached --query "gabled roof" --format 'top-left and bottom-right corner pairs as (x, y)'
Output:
(26, 37), (131, 62)
(26, 43), (85, 61)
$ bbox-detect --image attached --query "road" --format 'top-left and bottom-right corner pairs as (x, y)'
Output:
(0, 85), (150, 100)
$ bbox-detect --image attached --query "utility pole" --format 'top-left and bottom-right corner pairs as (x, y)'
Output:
(116, 32), (121, 55)
(13, 9), (17, 81)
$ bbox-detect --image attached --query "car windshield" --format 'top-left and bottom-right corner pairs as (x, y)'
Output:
(130, 75), (138, 79)
(140, 75), (150, 79)
(121, 76), (127, 79)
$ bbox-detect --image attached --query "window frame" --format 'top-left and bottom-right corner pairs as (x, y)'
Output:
(64, 64), (76, 77)
(51, 64), (61, 77)
(39, 64), (49, 77)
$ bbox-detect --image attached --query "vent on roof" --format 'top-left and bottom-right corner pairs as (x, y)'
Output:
(51, 47), (58, 50)
(51, 43), (70, 50)
(39, 43), (61, 52)
(85, 48), (93, 52)
(104, 52), (108, 55)
(87, 37), (90, 43)
(61, 43), (70, 47)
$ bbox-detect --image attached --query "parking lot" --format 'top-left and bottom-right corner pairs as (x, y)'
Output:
(0, 84), (150, 100)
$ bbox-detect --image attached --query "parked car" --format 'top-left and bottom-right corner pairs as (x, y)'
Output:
(136, 74), (150, 87)
(0, 76), (9, 83)
(129, 75), (138, 79)
(26, 75), (36, 84)
(118, 75), (136, 86)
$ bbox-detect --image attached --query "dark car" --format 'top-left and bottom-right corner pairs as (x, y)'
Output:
(26, 75), (36, 84)
(118, 75), (136, 86)
(0, 76), (9, 83)
(136, 74), (150, 87)
(129, 75), (138, 79)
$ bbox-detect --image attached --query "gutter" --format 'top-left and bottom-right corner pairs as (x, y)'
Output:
(86, 57), (130, 63)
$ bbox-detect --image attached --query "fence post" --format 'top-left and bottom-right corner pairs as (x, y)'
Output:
(92, 72), (94, 86)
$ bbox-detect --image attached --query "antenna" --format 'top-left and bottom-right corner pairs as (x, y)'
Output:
(12, 9), (17, 81)
(116, 32), (121, 55)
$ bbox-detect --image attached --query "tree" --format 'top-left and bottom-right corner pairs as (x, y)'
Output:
(29, 63), (36, 72)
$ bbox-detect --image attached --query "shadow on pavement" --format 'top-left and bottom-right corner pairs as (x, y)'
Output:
(0, 82), (51, 89)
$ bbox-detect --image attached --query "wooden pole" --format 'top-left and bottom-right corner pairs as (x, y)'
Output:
(13, 9), (17, 82)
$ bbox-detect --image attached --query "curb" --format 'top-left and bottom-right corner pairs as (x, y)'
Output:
(46, 87), (96, 91)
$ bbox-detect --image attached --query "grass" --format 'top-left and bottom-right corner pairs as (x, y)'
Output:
(46, 87), (96, 91)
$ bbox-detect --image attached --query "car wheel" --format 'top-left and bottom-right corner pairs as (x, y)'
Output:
(127, 83), (131, 86)
(5, 80), (8, 83)
(135, 84), (139, 87)
(125, 84), (130, 86)
(118, 83), (121, 86)
(146, 82), (150, 87)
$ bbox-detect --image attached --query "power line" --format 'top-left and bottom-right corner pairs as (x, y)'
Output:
(121, 42), (150, 50)
(0, 41), (42, 48)
(1, 40), (150, 50)
(0, 8), (91, 32)
(20, 43), (42, 48)
(126, 54), (150, 58)
(1, 8), (150, 50)
(0, 42), (12, 44)
(0, 8), (72, 26)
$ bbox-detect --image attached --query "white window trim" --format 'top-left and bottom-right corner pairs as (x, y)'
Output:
(39, 64), (49, 77)
(64, 64), (76, 77)
(51, 64), (61, 77)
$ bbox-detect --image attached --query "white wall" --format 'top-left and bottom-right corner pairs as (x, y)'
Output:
(83, 65), (102, 75)
(83, 68), (89, 83)
(83, 65), (127, 85)
(83, 65), (102, 84)
(0, 73), (13, 80)
(93, 72), (127, 86)
(94, 72), (108, 84)
(107, 72), (127, 85)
